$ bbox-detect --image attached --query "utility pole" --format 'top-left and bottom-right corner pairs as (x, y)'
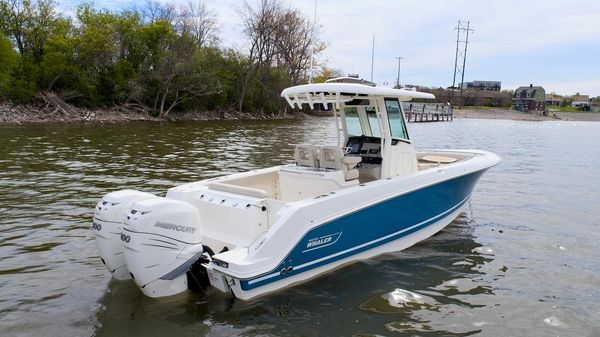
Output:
(370, 34), (375, 82)
(396, 56), (403, 88)
(450, 20), (473, 108)
(451, 21), (461, 101)
(308, 0), (318, 83)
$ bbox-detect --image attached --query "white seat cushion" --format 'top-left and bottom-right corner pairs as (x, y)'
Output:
(345, 169), (360, 180)
(421, 155), (457, 164)
(294, 144), (319, 167)
(342, 155), (362, 167)
(319, 146), (362, 181)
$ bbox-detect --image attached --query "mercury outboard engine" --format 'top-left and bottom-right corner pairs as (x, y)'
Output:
(122, 197), (203, 298)
(93, 190), (155, 279)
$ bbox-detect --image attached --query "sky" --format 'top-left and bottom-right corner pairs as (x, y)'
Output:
(61, 0), (600, 97)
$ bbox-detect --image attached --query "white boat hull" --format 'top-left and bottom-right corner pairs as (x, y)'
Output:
(229, 196), (468, 300)
(202, 152), (498, 300)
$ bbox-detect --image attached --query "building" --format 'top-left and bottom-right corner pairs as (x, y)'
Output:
(513, 84), (545, 113)
(326, 75), (376, 87)
(460, 80), (501, 91)
(569, 93), (589, 102)
(545, 93), (563, 106)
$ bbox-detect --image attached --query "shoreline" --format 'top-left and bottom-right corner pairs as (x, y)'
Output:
(0, 101), (304, 124)
(445, 108), (600, 122)
(2, 102), (600, 124)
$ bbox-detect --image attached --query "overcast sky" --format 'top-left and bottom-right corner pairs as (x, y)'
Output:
(62, 0), (600, 96)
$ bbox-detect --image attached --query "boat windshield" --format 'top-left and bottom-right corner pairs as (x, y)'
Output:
(385, 98), (409, 140)
(366, 107), (381, 137)
(344, 107), (362, 136)
(343, 106), (381, 138)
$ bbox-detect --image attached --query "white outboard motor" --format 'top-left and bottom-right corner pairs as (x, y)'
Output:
(122, 197), (203, 298)
(93, 190), (155, 279)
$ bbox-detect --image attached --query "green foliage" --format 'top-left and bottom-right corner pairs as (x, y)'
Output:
(0, 34), (17, 95)
(8, 58), (38, 103)
(0, 0), (322, 115)
(547, 105), (578, 112)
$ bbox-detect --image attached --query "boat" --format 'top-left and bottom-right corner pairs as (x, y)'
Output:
(92, 82), (501, 300)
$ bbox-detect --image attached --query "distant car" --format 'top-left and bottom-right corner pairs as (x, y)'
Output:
(571, 101), (591, 110)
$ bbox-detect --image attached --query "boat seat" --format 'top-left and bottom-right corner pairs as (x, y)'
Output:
(318, 146), (362, 181)
(294, 144), (319, 168)
(207, 182), (268, 198)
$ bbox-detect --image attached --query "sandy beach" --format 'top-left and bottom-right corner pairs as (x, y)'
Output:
(453, 108), (600, 122)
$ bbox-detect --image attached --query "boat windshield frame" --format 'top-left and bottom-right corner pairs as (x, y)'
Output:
(280, 83), (433, 145)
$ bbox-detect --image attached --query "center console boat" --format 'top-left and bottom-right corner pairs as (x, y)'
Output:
(92, 82), (500, 300)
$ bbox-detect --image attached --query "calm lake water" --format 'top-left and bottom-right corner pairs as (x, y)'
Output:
(1, 118), (599, 337)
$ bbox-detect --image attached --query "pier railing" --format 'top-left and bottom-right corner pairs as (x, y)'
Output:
(402, 103), (453, 122)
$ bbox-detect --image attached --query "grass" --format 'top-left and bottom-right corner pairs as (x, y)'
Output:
(546, 105), (581, 112)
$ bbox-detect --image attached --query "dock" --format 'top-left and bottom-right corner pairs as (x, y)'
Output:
(402, 103), (453, 122)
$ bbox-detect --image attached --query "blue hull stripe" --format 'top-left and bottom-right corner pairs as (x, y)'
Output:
(248, 193), (470, 286)
(239, 171), (484, 291)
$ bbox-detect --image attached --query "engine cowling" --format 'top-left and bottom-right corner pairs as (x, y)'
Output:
(92, 190), (155, 280)
(122, 197), (203, 298)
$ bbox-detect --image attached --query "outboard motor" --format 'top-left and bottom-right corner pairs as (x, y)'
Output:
(122, 197), (203, 298)
(93, 190), (155, 279)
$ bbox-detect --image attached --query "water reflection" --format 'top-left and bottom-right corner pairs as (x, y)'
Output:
(354, 214), (496, 336)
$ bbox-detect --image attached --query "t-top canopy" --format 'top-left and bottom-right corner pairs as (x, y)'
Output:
(281, 83), (435, 110)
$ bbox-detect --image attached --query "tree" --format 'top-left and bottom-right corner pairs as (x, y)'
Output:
(313, 66), (343, 83)
(0, 34), (18, 95)
(178, 1), (218, 47)
(236, 0), (323, 112)
(0, 0), (59, 62)
(139, 21), (221, 117)
(0, 0), (326, 116)
(39, 20), (77, 91)
(273, 8), (323, 85)
(237, 0), (281, 112)
(0, 0), (29, 55)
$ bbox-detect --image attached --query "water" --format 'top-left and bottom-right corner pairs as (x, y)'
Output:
(1, 118), (599, 337)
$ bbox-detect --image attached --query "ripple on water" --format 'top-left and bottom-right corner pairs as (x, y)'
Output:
(431, 278), (494, 296)
(18, 242), (65, 254)
(543, 316), (565, 327)
(384, 319), (484, 336)
(384, 321), (433, 333)
(472, 246), (495, 255)
(359, 288), (437, 313)
(0, 265), (51, 276)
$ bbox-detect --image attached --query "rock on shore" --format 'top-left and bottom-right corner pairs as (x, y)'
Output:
(0, 98), (301, 124)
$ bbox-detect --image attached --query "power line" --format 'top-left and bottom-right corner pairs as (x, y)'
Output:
(451, 20), (473, 108)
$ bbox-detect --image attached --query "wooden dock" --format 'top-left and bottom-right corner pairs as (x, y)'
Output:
(403, 103), (453, 123)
